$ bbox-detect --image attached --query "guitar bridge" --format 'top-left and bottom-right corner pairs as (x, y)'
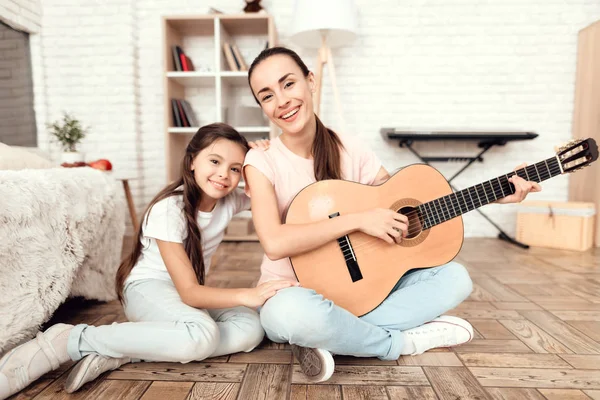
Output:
(329, 212), (363, 282)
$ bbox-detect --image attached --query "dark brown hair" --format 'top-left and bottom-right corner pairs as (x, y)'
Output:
(248, 46), (343, 181)
(115, 123), (249, 302)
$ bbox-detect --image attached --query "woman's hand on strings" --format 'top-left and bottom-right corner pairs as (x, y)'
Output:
(238, 280), (297, 308)
(495, 163), (542, 204)
(357, 208), (408, 244)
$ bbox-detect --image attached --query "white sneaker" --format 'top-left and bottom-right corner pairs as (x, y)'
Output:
(65, 354), (130, 393)
(404, 316), (473, 355)
(0, 323), (73, 400)
(291, 345), (335, 383)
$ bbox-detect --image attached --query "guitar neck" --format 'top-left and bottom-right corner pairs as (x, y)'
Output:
(419, 156), (562, 230)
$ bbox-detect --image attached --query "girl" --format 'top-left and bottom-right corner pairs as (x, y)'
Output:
(243, 47), (542, 382)
(0, 123), (292, 399)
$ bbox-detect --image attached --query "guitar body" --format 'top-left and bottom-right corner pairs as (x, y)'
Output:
(286, 164), (464, 316)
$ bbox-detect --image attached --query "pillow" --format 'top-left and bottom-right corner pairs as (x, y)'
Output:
(0, 142), (55, 170)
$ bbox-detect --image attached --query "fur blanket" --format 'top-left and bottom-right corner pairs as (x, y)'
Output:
(0, 167), (126, 353)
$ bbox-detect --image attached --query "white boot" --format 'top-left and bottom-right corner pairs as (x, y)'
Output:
(404, 316), (473, 355)
(0, 323), (73, 399)
(65, 354), (131, 393)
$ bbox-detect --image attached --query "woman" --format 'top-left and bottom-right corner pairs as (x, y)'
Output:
(242, 47), (541, 382)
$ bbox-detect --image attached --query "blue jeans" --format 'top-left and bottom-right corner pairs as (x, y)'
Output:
(259, 261), (473, 360)
(66, 279), (264, 363)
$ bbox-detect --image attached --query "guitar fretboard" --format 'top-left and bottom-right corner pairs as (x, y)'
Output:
(418, 157), (562, 230)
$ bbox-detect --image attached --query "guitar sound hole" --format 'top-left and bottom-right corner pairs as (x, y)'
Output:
(398, 206), (423, 239)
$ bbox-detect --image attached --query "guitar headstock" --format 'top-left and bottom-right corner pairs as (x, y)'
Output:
(557, 138), (598, 173)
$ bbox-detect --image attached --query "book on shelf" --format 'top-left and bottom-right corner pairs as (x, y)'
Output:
(180, 100), (199, 126)
(230, 43), (248, 71)
(223, 42), (238, 71)
(222, 42), (248, 71)
(171, 99), (198, 128)
(171, 46), (195, 72)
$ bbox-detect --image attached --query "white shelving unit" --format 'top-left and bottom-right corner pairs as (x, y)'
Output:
(163, 14), (277, 241)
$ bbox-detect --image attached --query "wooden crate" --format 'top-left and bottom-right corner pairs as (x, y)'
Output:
(516, 200), (596, 251)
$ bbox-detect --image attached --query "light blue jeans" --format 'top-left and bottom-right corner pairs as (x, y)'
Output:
(66, 279), (264, 363)
(259, 261), (473, 360)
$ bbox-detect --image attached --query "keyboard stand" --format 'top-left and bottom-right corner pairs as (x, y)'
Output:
(381, 130), (539, 249)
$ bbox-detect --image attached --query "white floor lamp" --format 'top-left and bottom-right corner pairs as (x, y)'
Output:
(290, 0), (358, 119)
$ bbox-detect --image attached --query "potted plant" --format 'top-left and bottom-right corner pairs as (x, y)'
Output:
(47, 112), (88, 163)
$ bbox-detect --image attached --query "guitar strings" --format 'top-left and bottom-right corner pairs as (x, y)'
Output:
(331, 164), (561, 256)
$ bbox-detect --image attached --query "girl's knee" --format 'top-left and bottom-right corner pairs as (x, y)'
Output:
(177, 320), (220, 362)
(233, 309), (265, 352)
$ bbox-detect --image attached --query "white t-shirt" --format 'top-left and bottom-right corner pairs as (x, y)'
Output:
(125, 188), (251, 285)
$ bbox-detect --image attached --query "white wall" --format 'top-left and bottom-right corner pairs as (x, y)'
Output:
(24, 0), (600, 237)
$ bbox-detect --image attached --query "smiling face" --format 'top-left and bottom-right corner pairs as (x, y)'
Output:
(190, 138), (246, 203)
(249, 54), (316, 136)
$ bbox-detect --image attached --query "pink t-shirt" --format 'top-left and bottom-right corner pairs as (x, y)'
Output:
(243, 132), (382, 285)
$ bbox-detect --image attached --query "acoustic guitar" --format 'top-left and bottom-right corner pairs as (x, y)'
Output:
(285, 138), (598, 316)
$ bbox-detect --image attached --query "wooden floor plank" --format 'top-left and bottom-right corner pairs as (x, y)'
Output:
(187, 383), (239, 400)
(457, 353), (571, 369)
(342, 386), (388, 400)
(107, 363), (247, 382)
(564, 321), (600, 342)
(456, 301), (498, 310)
(468, 284), (500, 302)
(34, 379), (150, 400)
(551, 312), (600, 322)
(8, 379), (54, 400)
(538, 389), (592, 399)
(334, 356), (397, 366)
(292, 366), (428, 386)
(290, 385), (342, 400)
(386, 386), (439, 400)
(451, 310), (524, 320)
(474, 278), (528, 302)
(532, 300), (600, 311)
(236, 364), (289, 400)
(228, 349), (291, 364)
(32, 373), (103, 399)
(585, 390), (600, 399)
(424, 366), (492, 400)
(491, 302), (542, 310)
(559, 355), (600, 370)
(499, 319), (574, 354)
(397, 353), (463, 367)
(470, 367), (600, 389)
(468, 319), (516, 340)
(139, 381), (193, 400)
(485, 387), (545, 400)
(508, 284), (552, 297)
(519, 311), (600, 354)
(453, 340), (533, 353)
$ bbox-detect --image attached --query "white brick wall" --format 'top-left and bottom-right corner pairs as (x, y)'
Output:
(26, 0), (600, 237)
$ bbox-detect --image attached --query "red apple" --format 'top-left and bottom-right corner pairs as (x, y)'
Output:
(98, 159), (112, 170)
(88, 159), (113, 171)
(88, 160), (107, 170)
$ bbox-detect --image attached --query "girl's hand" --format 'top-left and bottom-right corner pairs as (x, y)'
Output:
(356, 208), (408, 244)
(496, 163), (542, 204)
(248, 139), (270, 150)
(238, 280), (297, 308)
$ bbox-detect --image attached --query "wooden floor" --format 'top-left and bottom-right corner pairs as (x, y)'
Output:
(10, 238), (600, 400)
